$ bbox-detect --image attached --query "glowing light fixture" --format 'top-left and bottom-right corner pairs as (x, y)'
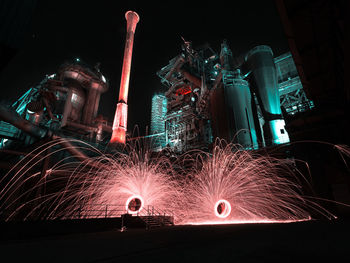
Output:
(101, 75), (106, 83)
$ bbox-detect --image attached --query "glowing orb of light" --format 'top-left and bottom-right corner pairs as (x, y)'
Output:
(214, 199), (231, 218)
(126, 195), (144, 214)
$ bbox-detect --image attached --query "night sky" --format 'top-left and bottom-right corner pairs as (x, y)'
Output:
(0, 0), (289, 136)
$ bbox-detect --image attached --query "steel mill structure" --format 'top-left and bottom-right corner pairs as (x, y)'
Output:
(0, 59), (111, 147)
(0, 11), (140, 155)
(0, 11), (141, 171)
(0, 3), (348, 225)
(151, 40), (313, 152)
(150, 94), (167, 151)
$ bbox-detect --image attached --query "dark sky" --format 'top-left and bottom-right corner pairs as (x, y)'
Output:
(0, 0), (289, 136)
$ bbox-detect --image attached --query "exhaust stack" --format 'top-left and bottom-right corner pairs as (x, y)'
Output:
(110, 11), (139, 144)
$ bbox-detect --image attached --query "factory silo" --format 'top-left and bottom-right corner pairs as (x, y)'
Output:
(245, 45), (289, 145)
(58, 62), (108, 126)
(223, 74), (258, 149)
(210, 83), (231, 142)
(218, 40), (258, 149)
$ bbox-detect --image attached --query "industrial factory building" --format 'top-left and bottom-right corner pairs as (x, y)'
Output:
(0, 43), (314, 156)
(0, 60), (112, 154)
(150, 40), (313, 152)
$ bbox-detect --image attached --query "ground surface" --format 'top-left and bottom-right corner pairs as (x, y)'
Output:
(0, 219), (349, 262)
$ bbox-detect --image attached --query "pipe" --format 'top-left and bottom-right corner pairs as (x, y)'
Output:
(110, 11), (140, 144)
(165, 56), (184, 81)
(180, 70), (201, 87)
(0, 104), (47, 138)
(0, 104), (107, 169)
(244, 45), (289, 145)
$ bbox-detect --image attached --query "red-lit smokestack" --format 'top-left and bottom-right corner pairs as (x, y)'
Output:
(110, 11), (139, 144)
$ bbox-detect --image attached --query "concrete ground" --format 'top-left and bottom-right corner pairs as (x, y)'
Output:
(0, 219), (349, 262)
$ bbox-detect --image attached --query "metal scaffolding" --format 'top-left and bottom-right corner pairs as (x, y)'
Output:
(275, 52), (314, 115)
(150, 94), (167, 150)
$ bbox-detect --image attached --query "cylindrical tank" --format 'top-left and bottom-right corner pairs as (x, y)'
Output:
(59, 64), (108, 125)
(81, 81), (105, 125)
(223, 77), (258, 149)
(245, 45), (289, 145)
(69, 86), (85, 122)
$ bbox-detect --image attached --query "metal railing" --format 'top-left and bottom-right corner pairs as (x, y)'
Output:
(74, 204), (174, 220)
(0, 204), (175, 227)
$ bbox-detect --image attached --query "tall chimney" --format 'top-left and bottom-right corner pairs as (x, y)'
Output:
(110, 11), (139, 144)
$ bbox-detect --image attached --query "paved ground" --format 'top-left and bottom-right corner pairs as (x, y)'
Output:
(0, 219), (349, 262)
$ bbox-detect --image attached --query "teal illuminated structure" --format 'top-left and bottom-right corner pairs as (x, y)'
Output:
(221, 40), (258, 149)
(0, 88), (35, 144)
(0, 59), (111, 150)
(150, 94), (167, 150)
(245, 45), (289, 145)
(156, 39), (314, 152)
(275, 52), (314, 115)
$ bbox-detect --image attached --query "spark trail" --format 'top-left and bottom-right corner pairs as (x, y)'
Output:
(80, 145), (181, 219)
(178, 142), (335, 224)
(0, 139), (340, 224)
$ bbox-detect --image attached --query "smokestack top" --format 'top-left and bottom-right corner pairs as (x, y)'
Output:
(125, 10), (140, 24)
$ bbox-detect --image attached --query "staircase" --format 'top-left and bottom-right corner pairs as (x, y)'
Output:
(140, 215), (174, 229)
(137, 206), (174, 229)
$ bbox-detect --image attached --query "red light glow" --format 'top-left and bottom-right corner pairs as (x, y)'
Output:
(176, 86), (192, 96)
(111, 102), (127, 144)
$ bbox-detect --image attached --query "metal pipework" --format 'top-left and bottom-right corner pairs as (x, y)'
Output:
(180, 70), (202, 88)
(110, 11), (139, 144)
(0, 104), (47, 138)
(245, 45), (289, 145)
(59, 64), (108, 125)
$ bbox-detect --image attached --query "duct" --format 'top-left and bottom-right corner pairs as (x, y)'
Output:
(0, 104), (47, 138)
(0, 104), (105, 167)
(180, 70), (201, 87)
(244, 45), (289, 145)
(164, 56), (185, 81)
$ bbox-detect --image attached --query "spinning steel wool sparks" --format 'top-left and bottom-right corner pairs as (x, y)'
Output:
(0, 140), (338, 224)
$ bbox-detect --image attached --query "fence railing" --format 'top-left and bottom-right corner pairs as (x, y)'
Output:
(72, 204), (174, 220)
(0, 204), (175, 223)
